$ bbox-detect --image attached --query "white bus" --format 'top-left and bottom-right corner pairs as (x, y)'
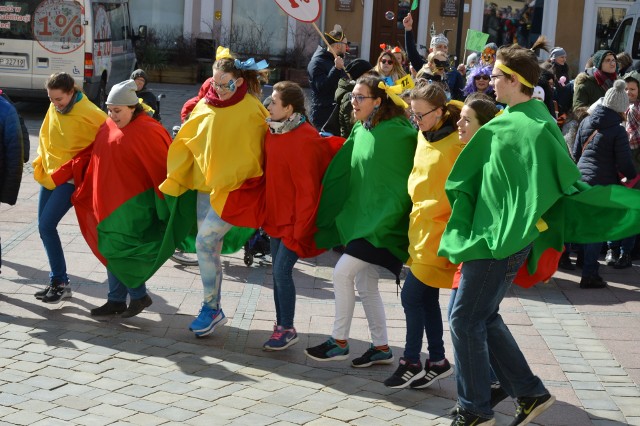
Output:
(0, 0), (137, 108)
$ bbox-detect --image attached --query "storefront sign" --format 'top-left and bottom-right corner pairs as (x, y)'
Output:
(335, 0), (354, 12)
(441, 0), (458, 17)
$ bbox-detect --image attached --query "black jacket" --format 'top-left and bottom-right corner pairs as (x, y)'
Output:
(307, 46), (346, 128)
(1, 92), (29, 162)
(573, 104), (637, 186)
(0, 96), (23, 205)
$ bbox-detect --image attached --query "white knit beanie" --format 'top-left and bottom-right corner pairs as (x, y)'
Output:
(106, 80), (139, 106)
(602, 79), (629, 113)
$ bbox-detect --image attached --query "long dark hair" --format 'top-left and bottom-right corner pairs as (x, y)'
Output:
(45, 72), (81, 94)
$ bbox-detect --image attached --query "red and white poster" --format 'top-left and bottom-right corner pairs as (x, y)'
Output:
(273, 0), (321, 23)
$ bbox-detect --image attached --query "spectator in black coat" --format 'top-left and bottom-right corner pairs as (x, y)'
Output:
(130, 69), (160, 121)
(0, 94), (24, 273)
(307, 24), (348, 129)
(0, 89), (29, 162)
(572, 80), (637, 288)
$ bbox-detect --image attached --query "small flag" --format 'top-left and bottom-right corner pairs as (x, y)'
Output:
(465, 29), (490, 53)
(411, 0), (419, 11)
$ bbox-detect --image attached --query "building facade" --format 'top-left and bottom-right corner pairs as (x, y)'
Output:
(128, 0), (637, 79)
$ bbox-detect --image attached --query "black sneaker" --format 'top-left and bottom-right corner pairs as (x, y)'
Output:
(613, 252), (632, 269)
(605, 248), (620, 266)
(450, 408), (495, 426)
(351, 344), (393, 368)
(508, 393), (555, 426)
(557, 252), (575, 270)
(304, 338), (349, 361)
(448, 383), (510, 416)
(41, 281), (72, 304)
(579, 275), (607, 289)
(90, 300), (128, 316)
(411, 358), (453, 389)
(384, 357), (425, 388)
(34, 278), (66, 300)
(121, 295), (153, 318)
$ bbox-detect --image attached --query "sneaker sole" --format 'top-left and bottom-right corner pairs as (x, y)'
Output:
(385, 369), (427, 389)
(42, 292), (72, 304)
(411, 367), (454, 389)
(515, 395), (555, 426)
(263, 336), (299, 351)
(304, 350), (349, 362)
(351, 355), (394, 368)
(193, 316), (228, 337)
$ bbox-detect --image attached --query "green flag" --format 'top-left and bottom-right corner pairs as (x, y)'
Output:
(465, 29), (490, 52)
(411, 0), (419, 11)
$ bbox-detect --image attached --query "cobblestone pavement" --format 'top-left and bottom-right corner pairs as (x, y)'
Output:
(1, 83), (639, 425)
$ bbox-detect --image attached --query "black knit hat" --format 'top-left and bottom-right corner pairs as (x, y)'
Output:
(345, 59), (373, 81)
(592, 50), (615, 70)
(130, 69), (148, 82)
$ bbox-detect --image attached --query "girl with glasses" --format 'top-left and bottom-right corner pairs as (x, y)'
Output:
(161, 47), (269, 338)
(463, 65), (495, 100)
(384, 82), (462, 390)
(306, 74), (417, 368)
(373, 48), (407, 86)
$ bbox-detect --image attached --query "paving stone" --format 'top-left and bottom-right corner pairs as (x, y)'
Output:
(46, 406), (87, 421)
(200, 404), (245, 419)
(227, 412), (277, 426)
(323, 407), (364, 421)
(144, 391), (187, 404)
(122, 399), (167, 414)
(2, 412), (46, 426)
(72, 413), (114, 426)
(125, 413), (168, 426)
(154, 406), (198, 421)
(246, 402), (290, 417)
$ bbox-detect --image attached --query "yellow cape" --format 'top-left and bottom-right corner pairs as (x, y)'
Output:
(407, 129), (465, 288)
(34, 95), (107, 189)
(160, 94), (268, 215)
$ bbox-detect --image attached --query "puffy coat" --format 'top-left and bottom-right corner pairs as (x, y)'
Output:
(307, 46), (346, 128)
(573, 104), (637, 186)
(0, 96), (23, 205)
(573, 68), (612, 109)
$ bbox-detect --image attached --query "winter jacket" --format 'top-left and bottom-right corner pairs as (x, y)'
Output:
(1, 91), (29, 162)
(0, 96), (23, 205)
(307, 46), (346, 128)
(573, 104), (637, 186)
(573, 68), (612, 109)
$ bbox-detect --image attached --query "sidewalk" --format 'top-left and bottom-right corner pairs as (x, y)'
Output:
(1, 83), (639, 426)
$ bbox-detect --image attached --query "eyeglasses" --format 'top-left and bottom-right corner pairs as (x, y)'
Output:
(474, 75), (490, 81)
(603, 58), (617, 64)
(410, 106), (439, 122)
(348, 93), (376, 104)
(211, 78), (237, 92)
(380, 59), (393, 65)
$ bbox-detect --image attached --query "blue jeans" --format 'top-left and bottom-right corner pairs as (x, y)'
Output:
(582, 242), (604, 277)
(107, 270), (147, 302)
(449, 246), (547, 418)
(270, 238), (299, 329)
(196, 192), (232, 310)
(401, 270), (444, 364)
(38, 184), (74, 282)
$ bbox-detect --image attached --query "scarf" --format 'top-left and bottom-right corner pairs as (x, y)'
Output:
(627, 101), (640, 150)
(57, 91), (81, 114)
(267, 112), (305, 134)
(594, 69), (616, 90)
(204, 82), (248, 108)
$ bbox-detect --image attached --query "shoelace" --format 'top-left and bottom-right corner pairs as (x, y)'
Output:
(270, 330), (285, 340)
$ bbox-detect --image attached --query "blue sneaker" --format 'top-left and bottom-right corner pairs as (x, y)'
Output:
(305, 337), (349, 361)
(263, 325), (299, 351)
(189, 304), (228, 337)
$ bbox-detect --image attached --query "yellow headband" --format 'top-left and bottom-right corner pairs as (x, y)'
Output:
(495, 63), (534, 88)
(216, 46), (233, 61)
(377, 81), (408, 109)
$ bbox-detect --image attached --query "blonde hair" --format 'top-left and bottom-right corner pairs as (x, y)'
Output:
(373, 51), (407, 81)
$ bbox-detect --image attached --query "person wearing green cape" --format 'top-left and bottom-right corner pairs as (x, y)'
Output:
(305, 75), (417, 367)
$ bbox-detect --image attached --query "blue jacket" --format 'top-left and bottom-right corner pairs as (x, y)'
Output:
(573, 104), (637, 186)
(0, 96), (23, 205)
(307, 46), (346, 128)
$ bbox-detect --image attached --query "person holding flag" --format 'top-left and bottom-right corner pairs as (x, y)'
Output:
(33, 72), (107, 304)
(160, 47), (269, 337)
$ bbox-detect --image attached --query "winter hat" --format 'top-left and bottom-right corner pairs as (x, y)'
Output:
(602, 79), (629, 113)
(106, 80), (139, 106)
(592, 50), (615, 70)
(130, 69), (148, 82)
(532, 86), (545, 101)
(549, 47), (566, 60)
(430, 34), (449, 49)
(623, 70), (640, 86)
(345, 59), (373, 81)
(325, 24), (346, 43)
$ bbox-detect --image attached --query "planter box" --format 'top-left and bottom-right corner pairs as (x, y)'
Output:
(146, 65), (198, 84)
(285, 68), (309, 87)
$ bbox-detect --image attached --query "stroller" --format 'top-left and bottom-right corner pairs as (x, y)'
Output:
(243, 228), (271, 266)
